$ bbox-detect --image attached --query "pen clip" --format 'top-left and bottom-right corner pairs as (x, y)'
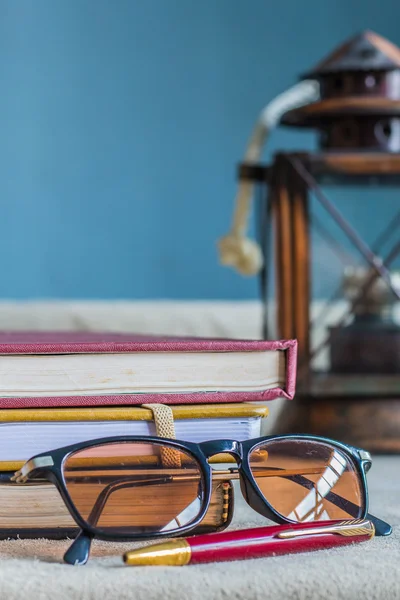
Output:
(277, 519), (375, 540)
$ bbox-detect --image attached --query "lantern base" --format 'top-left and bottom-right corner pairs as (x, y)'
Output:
(329, 321), (400, 374)
(274, 395), (400, 453)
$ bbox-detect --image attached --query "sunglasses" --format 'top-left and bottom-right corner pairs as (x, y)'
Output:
(12, 434), (391, 565)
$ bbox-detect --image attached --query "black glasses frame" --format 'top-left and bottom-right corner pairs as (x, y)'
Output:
(13, 433), (392, 565)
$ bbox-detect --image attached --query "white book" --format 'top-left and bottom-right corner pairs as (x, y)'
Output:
(0, 332), (294, 401)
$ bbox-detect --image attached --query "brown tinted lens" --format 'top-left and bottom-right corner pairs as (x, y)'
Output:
(63, 441), (203, 535)
(249, 439), (364, 522)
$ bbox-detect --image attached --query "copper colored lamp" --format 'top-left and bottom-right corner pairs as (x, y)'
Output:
(222, 31), (400, 452)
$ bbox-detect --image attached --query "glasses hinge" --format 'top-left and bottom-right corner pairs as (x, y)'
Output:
(358, 450), (372, 461)
(11, 456), (54, 484)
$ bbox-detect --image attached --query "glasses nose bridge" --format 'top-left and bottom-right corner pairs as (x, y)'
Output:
(200, 440), (243, 463)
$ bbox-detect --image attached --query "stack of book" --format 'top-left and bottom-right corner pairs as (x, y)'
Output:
(0, 331), (296, 537)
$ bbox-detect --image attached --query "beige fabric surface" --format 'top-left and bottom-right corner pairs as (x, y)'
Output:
(0, 456), (398, 600)
(0, 301), (398, 598)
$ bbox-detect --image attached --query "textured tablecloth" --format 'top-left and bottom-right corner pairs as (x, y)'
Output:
(0, 301), (398, 598)
(0, 456), (398, 600)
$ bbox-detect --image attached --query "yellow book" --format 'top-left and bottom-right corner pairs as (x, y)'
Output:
(0, 404), (256, 538)
(0, 403), (268, 469)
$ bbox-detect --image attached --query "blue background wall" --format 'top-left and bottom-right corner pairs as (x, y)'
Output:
(1, 0), (400, 299)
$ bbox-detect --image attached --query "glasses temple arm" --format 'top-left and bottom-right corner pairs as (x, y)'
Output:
(72, 468), (392, 537)
(6, 461), (392, 539)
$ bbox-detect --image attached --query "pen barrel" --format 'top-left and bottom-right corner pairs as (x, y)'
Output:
(188, 521), (374, 564)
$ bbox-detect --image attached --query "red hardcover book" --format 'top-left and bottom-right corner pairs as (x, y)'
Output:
(0, 331), (297, 409)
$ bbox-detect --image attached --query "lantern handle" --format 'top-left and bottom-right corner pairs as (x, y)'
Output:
(218, 79), (320, 276)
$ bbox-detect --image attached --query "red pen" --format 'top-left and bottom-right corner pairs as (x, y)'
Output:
(123, 519), (375, 566)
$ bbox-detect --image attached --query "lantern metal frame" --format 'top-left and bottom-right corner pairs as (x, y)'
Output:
(241, 152), (400, 452)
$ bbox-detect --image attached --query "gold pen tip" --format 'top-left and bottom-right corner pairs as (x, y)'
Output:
(123, 540), (192, 566)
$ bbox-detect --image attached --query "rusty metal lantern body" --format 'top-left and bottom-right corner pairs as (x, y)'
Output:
(242, 31), (400, 452)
